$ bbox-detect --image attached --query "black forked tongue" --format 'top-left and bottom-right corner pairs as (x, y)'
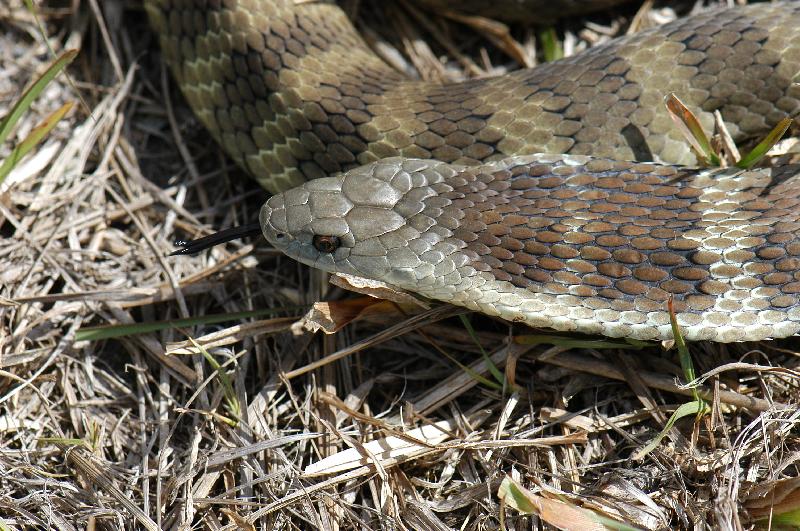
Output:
(170, 222), (262, 256)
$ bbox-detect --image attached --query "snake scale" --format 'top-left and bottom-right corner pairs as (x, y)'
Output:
(147, 0), (800, 342)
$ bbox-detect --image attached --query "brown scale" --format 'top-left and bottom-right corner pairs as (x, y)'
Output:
(438, 159), (800, 314)
(145, 0), (800, 194)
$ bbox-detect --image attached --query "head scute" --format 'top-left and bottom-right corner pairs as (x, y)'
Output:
(258, 158), (463, 283)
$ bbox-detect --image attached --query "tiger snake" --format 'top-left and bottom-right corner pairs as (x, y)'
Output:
(147, 0), (800, 342)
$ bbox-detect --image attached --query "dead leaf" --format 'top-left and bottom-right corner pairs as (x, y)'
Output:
(330, 273), (429, 309)
(499, 476), (643, 531)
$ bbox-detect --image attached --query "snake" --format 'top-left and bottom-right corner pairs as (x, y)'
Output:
(146, 0), (800, 342)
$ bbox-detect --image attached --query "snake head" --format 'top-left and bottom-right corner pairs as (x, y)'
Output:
(259, 157), (462, 289)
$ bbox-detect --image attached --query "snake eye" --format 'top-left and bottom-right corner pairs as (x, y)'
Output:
(312, 235), (341, 253)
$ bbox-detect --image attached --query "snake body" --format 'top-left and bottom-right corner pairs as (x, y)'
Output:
(147, 0), (800, 341)
(260, 155), (800, 342)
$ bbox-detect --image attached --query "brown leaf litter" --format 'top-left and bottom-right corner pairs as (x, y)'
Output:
(1, 0), (800, 529)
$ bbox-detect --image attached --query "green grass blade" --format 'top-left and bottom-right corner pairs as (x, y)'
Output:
(459, 314), (505, 385)
(539, 27), (563, 62)
(736, 116), (793, 169)
(668, 297), (701, 402)
(189, 337), (241, 424)
(499, 476), (539, 514)
(436, 346), (504, 391)
(0, 49), (77, 146)
(0, 101), (73, 184)
(514, 334), (650, 350)
(664, 93), (720, 167)
(633, 400), (708, 460)
(764, 506), (800, 529)
(630, 299), (710, 460)
(75, 307), (303, 342)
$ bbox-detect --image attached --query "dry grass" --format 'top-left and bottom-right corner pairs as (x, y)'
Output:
(2, 0), (800, 529)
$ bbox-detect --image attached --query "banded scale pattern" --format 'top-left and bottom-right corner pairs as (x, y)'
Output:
(145, 0), (800, 193)
(260, 156), (800, 342)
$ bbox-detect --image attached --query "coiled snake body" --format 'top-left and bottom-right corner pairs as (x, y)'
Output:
(147, 0), (800, 342)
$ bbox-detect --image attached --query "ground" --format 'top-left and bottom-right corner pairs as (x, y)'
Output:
(1, 0), (800, 529)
